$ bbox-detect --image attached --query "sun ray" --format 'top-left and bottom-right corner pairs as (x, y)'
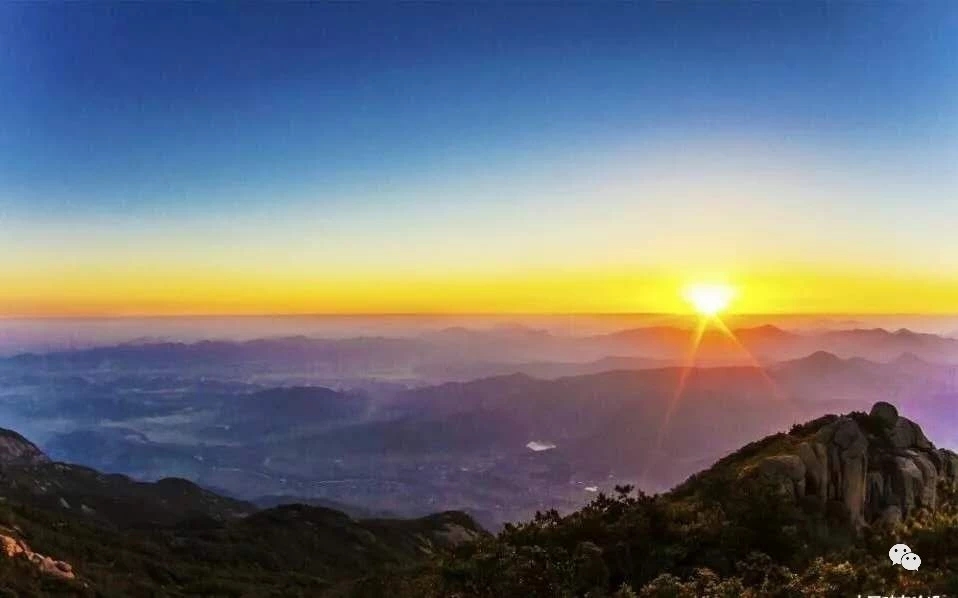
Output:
(642, 315), (708, 484)
(710, 316), (793, 410)
(642, 282), (799, 487)
(657, 316), (708, 445)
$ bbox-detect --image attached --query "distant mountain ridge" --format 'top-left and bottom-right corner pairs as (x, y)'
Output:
(8, 326), (958, 379)
(30, 348), (958, 528)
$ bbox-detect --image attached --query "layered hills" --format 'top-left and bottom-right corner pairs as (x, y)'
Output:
(0, 428), (483, 596)
(2, 402), (958, 596)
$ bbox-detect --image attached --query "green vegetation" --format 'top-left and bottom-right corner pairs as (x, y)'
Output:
(4, 411), (957, 597)
(0, 500), (481, 597)
(357, 412), (958, 597)
(353, 481), (958, 597)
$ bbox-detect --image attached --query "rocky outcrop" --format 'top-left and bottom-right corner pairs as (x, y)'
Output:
(0, 529), (75, 580)
(755, 455), (806, 498)
(749, 402), (958, 528)
(0, 428), (50, 466)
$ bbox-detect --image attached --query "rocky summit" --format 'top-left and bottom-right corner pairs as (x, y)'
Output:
(0, 428), (49, 467)
(750, 401), (958, 528)
(385, 401), (958, 596)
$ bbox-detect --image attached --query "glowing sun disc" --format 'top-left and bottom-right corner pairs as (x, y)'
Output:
(684, 283), (735, 316)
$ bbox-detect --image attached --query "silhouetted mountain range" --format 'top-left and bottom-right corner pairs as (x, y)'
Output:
(7, 326), (958, 384)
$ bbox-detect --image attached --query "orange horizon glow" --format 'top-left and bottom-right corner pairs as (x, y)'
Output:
(7, 267), (958, 318)
(7, 134), (958, 320)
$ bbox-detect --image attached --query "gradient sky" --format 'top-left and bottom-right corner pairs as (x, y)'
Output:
(2, 3), (957, 316)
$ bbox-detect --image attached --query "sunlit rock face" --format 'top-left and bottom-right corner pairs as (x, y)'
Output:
(0, 530), (75, 580)
(748, 402), (958, 528)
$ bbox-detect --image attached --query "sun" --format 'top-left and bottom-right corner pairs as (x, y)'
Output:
(683, 283), (736, 316)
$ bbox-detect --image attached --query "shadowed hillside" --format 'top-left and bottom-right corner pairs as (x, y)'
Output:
(361, 403), (958, 597)
(0, 427), (485, 596)
(2, 403), (958, 596)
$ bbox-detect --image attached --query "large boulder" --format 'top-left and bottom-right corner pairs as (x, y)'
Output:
(796, 441), (828, 501)
(755, 455), (806, 498)
(814, 416), (868, 525)
(749, 404), (951, 529)
(888, 418), (932, 450)
(0, 531), (75, 580)
(869, 402), (899, 428)
(939, 449), (958, 487)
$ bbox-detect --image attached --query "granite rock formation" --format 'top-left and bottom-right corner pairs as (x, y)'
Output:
(750, 402), (958, 527)
(0, 528), (75, 580)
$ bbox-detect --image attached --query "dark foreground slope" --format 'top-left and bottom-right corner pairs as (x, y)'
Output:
(0, 428), (483, 596)
(366, 402), (958, 597)
(3, 403), (958, 597)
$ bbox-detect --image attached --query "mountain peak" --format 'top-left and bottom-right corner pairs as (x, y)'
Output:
(734, 403), (956, 528)
(738, 324), (791, 336)
(0, 428), (49, 466)
(805, 349), (842, 363)
(780, 350), (844, 370)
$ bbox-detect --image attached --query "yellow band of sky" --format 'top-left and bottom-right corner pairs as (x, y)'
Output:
(5, 265), (958, 317)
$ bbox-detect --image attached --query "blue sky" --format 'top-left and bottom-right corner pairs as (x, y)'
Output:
(1, 3), (957, 314)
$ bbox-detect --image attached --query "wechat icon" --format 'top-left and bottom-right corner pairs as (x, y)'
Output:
(889, 543), (921, 571)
